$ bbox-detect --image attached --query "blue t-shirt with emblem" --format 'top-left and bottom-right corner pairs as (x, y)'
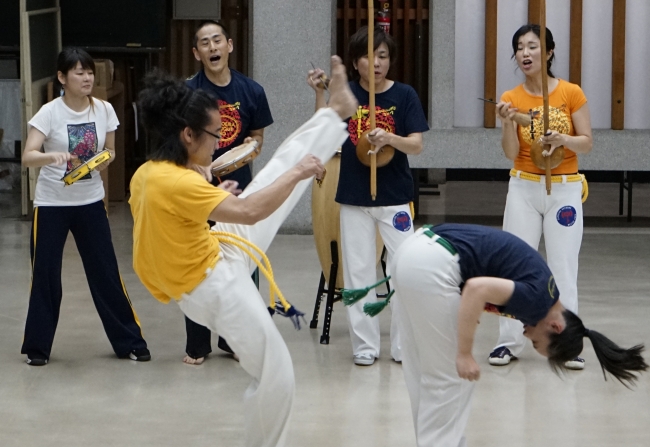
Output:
(335, 81), (429, 207)
(433, 223), (560, 326)
(186, 68), (273, 187)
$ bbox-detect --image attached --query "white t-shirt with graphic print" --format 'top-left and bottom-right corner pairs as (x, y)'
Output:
(28, 97), (119, 206)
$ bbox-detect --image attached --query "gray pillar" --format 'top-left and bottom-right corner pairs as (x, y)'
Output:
(251, 0), (334, 233)
(429, 0), (455, 130)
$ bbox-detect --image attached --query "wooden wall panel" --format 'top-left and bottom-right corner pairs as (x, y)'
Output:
(483, 0), (498, 128)
(336, 1), (430, 116)
(569, 0), (582, 85)
(528, 0), (541, 24)
(160, 1), (249, 80)
(611, 0), (625, 129)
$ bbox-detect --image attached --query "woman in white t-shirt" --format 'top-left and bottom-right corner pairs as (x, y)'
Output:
(20, 47), (149, 366)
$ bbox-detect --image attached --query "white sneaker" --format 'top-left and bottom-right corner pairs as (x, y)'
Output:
(353, 353), (376, 366)
(564, 357), (585, 370)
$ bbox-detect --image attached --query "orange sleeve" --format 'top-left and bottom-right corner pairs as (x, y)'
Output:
(568, 83), (588, 115)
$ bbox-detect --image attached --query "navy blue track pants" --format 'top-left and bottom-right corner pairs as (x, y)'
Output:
(21, 200), (147, 360)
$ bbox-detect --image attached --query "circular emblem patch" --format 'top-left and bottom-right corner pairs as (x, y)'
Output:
(548, 275), (557, 299)
(556, 206), (577, 227)
(392, 211), (412, 232)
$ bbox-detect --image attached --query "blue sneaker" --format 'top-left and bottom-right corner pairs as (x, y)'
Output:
(488, 346), (517, 366)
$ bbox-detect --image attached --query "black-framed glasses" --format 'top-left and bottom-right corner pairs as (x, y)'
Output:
(202, 128), (221, 140)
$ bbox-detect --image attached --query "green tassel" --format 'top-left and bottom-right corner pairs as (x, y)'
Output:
(363, 290), (395, 317)
(342, 276), (392, 306)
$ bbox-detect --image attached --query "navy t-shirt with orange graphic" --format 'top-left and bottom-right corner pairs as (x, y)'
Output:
(434, 223), (560, 326)
(336, 80), (429, 207)
(186, 68), (273, 187)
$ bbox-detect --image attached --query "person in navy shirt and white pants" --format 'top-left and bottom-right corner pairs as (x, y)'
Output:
(385, 223), (647, 447)
(308, 26), (429, 366)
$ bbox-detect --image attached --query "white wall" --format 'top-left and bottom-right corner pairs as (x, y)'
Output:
(453, 0), (484, 127)
(582, 0), (613, 129)
(625, 0), (650, 129)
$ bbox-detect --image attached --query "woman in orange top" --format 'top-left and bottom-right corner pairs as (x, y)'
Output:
(489, 24), (593, 370)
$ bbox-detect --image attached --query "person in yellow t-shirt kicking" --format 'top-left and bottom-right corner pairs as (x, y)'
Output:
(129, 57), (357, 447)
(491, 24), (593, 370)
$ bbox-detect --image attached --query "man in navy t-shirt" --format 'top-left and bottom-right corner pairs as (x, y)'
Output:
(187, 20), (273, 188)
(183, 20), (274, 365)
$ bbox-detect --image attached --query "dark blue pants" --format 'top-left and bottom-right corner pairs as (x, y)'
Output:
(21, 201), (148, 360)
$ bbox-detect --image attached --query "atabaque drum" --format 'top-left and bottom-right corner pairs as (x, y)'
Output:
(211, 140), (260, 177)
(311, 151), (384, 289)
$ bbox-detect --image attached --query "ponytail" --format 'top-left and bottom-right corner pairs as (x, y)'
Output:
(138, 69), (219, 166)
(548, 310), (648, 388)
(585, 328), (647, 388)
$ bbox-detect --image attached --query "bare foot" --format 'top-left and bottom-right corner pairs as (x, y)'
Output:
(182, 355), (206, 365)
(328, 55), (358, 120)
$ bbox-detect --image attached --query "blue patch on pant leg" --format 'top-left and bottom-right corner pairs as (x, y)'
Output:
(556, 206), (577, 227)
(393, 211), (412, 232)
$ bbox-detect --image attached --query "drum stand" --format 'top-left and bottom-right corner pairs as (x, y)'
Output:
(310, 241), (390, 345)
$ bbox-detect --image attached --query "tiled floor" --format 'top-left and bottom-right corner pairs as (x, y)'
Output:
(0, 182), (648, 446)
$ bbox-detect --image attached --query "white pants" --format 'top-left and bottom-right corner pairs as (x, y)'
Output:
(340, 203), (414, 361)
(392, 228), (474, 447)
(496, 175), (583, 355)
(177, 108), (348, 447)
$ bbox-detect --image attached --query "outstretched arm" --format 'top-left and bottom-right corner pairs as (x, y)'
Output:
(209, 154), (324, 225)
(456, 277), (514, 381)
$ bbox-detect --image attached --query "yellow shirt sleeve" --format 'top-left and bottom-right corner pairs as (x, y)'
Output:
(171, 171), (231, 223)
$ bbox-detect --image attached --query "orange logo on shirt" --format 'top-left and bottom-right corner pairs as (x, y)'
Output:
(218, 100), (242, 148)
(521, 105), (571, 145)
(348, 105), (396, 145)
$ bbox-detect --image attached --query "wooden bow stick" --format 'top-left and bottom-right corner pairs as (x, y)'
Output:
(368, 0), (377, 201)
(539, 0), (552, 195)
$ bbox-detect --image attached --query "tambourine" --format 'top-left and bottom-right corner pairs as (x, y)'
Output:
(211, 140), (260, 177)
(61, 149), (111, 186)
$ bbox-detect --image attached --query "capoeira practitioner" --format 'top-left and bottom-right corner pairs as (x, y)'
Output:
(308, 26), (428, 366)
(490, 24), (593, 369)
(129, 57), (357, 447)
(348, 223), (647, 447)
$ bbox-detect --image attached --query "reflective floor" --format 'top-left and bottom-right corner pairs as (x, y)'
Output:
(0, 182), (649, 447)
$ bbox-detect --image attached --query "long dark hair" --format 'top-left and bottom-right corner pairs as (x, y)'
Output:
(548, 310), (648, 388)
(347, 25), (397, 81)
(138, 69), (219, 166)
(55, 47), (97, 110)
(511, 24), (556, 78)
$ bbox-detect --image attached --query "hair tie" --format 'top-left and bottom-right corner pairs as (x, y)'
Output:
(584, 328), (590, 337)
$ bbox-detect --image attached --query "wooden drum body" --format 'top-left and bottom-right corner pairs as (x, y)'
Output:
(311, 153), (383, 289)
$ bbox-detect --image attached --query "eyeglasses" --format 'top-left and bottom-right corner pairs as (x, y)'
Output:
(202, 128), (222, 140)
